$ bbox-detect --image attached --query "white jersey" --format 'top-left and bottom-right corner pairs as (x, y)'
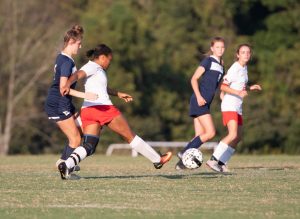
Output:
(221, 61), (248, 115)
(80, 60), (113, 108)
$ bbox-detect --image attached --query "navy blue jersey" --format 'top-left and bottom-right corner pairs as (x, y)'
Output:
(197, 56), (224, 103)
(44, 53), (77, 121)
(189, 56), (224, 117)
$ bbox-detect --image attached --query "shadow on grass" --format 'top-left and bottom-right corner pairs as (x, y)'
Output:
(81, 171), (232, 180)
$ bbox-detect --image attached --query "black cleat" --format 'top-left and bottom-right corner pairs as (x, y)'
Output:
(58, 162), (70, 180)
(175, 159), (187, 170)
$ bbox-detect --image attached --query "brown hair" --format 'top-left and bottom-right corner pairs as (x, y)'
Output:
(210, 36), (225, 47)
(63, 25), (84, 47)
(86, 44), (112, 60)
(235, 43), (252, 60)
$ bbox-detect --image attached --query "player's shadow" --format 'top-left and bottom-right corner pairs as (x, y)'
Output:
(81, 172), (231, 180)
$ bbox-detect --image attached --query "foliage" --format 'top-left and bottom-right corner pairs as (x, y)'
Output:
(0, 0), (299, 154)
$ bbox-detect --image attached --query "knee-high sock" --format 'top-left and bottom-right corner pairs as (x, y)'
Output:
(130, 135), (161, 163)
(61, 145), (76, 160)
(65, 146), (87, 169)
(212, 141), (228, 161)
(219, 145), (235, 164)
(181, 136), (203, 154)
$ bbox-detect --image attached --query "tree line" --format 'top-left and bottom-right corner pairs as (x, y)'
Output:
(0, 0), (299, 155)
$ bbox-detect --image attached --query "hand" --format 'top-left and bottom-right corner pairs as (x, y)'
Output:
(237, 90), (248, 98)
(85, 92), (98, 101)
(197, 95), (207, 106)
(250, 84), (262, 91)
(60, 86), (70, 96)
(118, 92), (133, 102)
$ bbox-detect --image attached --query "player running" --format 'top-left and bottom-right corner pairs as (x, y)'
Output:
(206, 44), (262, 172)
(44, 25), (97, 170)
(58, 44), (172, 179)
(175, 37), (225, 170)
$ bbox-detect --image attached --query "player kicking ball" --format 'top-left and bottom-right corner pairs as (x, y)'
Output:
(206, 44), (262, 173)
(58, 44), (172, 179)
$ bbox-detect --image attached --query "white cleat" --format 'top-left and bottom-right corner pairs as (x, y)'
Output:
(206, 160), (222, 172)
(221, 165), (230, 173)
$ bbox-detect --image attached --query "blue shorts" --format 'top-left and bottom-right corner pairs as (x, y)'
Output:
(44, 102), (75, 122)
(189, 95), (211, 117)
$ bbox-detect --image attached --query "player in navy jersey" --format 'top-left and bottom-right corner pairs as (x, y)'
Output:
(57, 44), (172, 179)
(175, 37), (225, 170)
(206, 44), (262, 172)
(44, 25), (97, 169)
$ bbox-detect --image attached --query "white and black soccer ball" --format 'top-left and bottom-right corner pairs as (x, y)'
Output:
(182, 148), (203, 169)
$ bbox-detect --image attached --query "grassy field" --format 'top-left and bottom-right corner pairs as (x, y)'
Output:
(0, 154), (299, 219)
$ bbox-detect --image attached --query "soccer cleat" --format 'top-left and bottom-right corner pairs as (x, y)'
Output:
(175, 159), (187, 170)
(58, 162), (70, 180)
(221, 165), (230, 173)
(56, 159), (80, 172)
(206, 160), (222, 172)
(153, 152), (172, 169)
(177, 151), (183, 159)
(55, 159), (64, 167)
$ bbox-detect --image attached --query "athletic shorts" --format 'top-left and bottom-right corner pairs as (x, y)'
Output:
(80, 105), (121, 128)
(189, 95), (211, 117)
(222, 111), (243, 126)
(44, 103), (75, 122)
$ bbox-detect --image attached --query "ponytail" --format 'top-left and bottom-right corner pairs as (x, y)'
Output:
(86, 44), (112, 60)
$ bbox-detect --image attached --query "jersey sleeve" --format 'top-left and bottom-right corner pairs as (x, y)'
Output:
(60, 60), (74, 78)
(199, 57), (211, 71)
(222, 65), (235, 85)
(80, 64), (94, 77)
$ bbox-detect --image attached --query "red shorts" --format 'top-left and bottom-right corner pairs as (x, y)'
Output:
(222, 111), (243, 126)
(80, 105), (121, 128)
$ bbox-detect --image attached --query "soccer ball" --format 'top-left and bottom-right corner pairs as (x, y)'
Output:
(182, 148), (203, 169)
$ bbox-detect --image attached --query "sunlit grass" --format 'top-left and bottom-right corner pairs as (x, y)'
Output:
(0, 155), (299, 219)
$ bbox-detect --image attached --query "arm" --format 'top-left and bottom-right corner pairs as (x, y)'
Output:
(107, 87), (133, 103)
(249, 84), (262, 91)
(220, 84), (248, 98)
(60, 70), (87, 96)
(191, 66), (206, 106)
(68, 89), (98, 100)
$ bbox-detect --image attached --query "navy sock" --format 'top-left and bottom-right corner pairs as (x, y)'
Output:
(61, 145), (75, 160)
(181, 136), (203, 154)
(60, 145), (68, 160)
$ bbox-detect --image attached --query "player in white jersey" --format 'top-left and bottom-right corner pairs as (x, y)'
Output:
(57, 44), (172, 179)
(206, 44), (262, 172)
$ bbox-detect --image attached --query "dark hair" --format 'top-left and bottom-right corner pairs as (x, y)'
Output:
(235, 43), (252, 60)
(86, 44), (113, 60)
(63, 25), (84, 46)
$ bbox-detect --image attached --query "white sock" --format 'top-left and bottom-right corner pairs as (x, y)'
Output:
(219, 145), (235, 164)
(65, 146), (87, 169)
(212, 141), (228, 161)
(130, 135), (161, 163)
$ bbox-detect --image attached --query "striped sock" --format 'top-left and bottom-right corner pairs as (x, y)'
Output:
(65, 146), (87, 169)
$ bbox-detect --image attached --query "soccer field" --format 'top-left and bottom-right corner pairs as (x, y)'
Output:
(0, 155), (299, 219)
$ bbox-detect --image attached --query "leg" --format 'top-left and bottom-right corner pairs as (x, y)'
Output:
(107, 114), (135, 143)
(61, 123), (101, 179)
(56, 116), (81, 148)
(194, 117), (205, 137)
(181, 114), (216, 153)
(108, 114), (171, 167)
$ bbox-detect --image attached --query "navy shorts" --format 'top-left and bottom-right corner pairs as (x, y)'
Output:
(189, 94), (211, 117)
(44, 102), (75, 122)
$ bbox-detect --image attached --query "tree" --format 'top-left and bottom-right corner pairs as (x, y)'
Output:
(0, 0), (75, 154)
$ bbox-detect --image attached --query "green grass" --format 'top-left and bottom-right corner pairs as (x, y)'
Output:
(0, 154), (299, 219)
